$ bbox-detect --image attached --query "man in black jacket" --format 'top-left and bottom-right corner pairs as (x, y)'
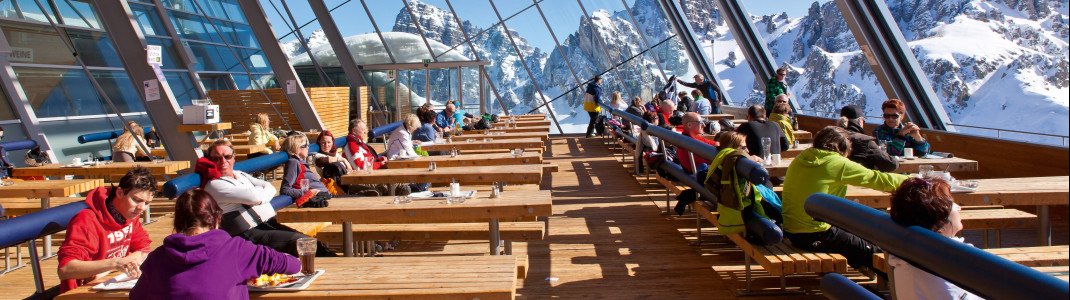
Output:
(735, 105), (788, 159)
(838, 105), (899, 172)
(677, 74), (722, 113)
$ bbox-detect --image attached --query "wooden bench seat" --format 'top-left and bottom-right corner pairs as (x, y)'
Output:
(959, 208), (1037, 229)
(1, 197), (85, 216)
(654, 173), (687, 196)
(542, 163), (559, 173)
(692, 200), (848, 277)
(282, 222), (334, 237)
(872, 245), (1070, 273)
(315, 222), (545, 244)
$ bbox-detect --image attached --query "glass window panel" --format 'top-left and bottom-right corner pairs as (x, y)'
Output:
(130, 3), (166, 36)
(323, 0), (391, 65)
(164, 0), (245, 23)
(681, 0), (760, 107)
(163, 71), (197, 107)
(405, 0), (474, 61)
(742, 1), (888, 116)
(0, 0), (52, 23)
(15, 67), (144, 118)
(56, 0), (101, 29)
(1, 24), (123, 67)
(364, 0), (431, 63)
(200, 73), (234, 90)
(886, 1), (1068, 145)
(232, 73), (276, 90)
(0, 84), (17, 120)
(170, 13), (221, 43)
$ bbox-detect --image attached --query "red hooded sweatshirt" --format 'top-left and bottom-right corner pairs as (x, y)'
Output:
(57, 186), (151, 292)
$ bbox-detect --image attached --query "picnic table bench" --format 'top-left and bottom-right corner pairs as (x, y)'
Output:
(763, 156), (979, 177)
(12, 161), (190, 179)
(55, 256), (522, 300)
(341, 165), (543, 186)
(872, 245), (1070, 273)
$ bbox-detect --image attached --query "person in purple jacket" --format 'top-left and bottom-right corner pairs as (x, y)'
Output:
(130, 189), (299, 300)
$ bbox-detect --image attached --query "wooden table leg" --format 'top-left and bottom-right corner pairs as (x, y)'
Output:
(489, 218), (500, 255)
(342, 221), (353, 257)
(1038, 205), (1051, 246)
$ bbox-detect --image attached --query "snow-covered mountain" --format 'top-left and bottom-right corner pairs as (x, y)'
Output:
(281, 0), (1068, 143)
(719, 0), (1067, 145)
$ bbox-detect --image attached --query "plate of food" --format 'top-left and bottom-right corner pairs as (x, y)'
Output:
(91, 273), (138, 291)
(247, 270), (325, 292)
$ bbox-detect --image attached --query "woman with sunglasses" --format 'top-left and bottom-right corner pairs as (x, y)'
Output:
(873, 99), (930, 157)
(280, 134), (330, 207)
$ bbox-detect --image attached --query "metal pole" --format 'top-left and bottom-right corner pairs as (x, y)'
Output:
(401, 0), (439, 63)
(488, 0), (564, 134)
(445, 0), (510, 115)
(358, 0), (398, 64)
(619, 0), (669, 81)
(275, 0), (335, 86)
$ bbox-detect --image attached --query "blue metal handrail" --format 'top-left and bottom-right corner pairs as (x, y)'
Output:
(820, 273), (880, 300)
(805, 193), (1068, 299)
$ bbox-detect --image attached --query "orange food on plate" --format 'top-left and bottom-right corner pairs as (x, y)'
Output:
(247, 273), (298, 287)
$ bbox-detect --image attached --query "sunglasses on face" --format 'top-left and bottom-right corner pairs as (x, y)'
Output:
(883, 113), (901, 119)
(777, 73), (787, 76)
(209, 154), (234, 161)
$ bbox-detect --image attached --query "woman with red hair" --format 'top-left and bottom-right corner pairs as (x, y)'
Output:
(887, 177), (979, 300)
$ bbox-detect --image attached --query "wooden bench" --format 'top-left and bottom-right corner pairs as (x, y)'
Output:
(872, 245), (1070, 273)
(692, 200), (847, 293)
(0, 197), (85, 216)
(282, 222), (333, 237)
(542, 163), (559, 173)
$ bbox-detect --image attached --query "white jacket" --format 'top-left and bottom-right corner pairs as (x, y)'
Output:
(385, 127), (417, 159)
(204, 170), (278, 221)
(888, 237), (982, 300)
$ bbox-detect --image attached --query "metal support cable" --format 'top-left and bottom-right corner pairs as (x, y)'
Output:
(575, 0), (633, 98)
(188, 0), (292, 130)
(433, 0), (544, 61)
(358, 0), (398, 64)
(29, 0), (151, 156)
(489, 0), (563, 134)
(444, 0), (509, 114)
(401, 0), (439, 63)
(525, 34), (676, 114)
(272, 0), (335, 87)
(532, 0), (584, 88)
(619, 0), (669, 81)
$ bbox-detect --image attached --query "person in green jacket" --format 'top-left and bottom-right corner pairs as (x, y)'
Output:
(781, 126), (908, 272)
(704, 132), (782, 245)
(764, 67), (790, 115)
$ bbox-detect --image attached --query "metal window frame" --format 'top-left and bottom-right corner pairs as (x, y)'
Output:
(658, 0), (733, 105)
(488, 0), (562, 134)
(0, 23), (58, 162)
(834, 0), (952, 130)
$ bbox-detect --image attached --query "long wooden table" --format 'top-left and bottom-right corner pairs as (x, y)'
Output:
(12, 161), (190, 178)
(421, 138), (544, 152)
(0, 179), (103, 256)
(454, 131), (549, 142)
(466, 126), (550, 134)
(341, 165), (543, 186)
(782, 143), (812, 158)
(845, 176), (1068, 245)
(764, 156), (979, 177)
(702, 114), (735, 121)
(278, 190), (551, 256)
(387, 152), (542, 169)
(493, 120), (551, 127)
(56, 256), (520, 299)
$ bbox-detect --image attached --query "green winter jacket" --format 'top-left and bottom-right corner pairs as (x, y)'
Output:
(705, 148), (771, 235)
(764, 78), (788, 112)
(781, 148), (908, 233)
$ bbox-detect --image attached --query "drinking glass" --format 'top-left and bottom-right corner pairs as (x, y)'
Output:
(878, 140), (889, 154)
(299, 179), (310, 194)
(919, 165), (934, 178)
(484, 138), (493, 142)
(761, 137), (772, 165)
(296, 238), (317, 275)
(466, 138), (475, 143)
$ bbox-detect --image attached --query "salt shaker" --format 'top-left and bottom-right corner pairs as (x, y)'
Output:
(428, 161), (437, 171)
(490, 185), (501, 198)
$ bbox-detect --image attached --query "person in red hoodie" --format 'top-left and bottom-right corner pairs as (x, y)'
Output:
(57, 167), (156, 292)
(677, 112), (717, 176)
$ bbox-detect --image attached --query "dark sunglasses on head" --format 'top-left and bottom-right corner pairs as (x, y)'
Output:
(883, 113), (901, 119)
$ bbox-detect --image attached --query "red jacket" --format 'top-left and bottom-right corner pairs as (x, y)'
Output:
(345, 134), (384, 170)
(678, 129), (716, 173)
(57, 187), (151, 292)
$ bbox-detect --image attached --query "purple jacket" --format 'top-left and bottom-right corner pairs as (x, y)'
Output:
(130, 229), (299, 300)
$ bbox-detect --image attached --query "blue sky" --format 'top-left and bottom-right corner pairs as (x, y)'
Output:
(263, 0), (826, 53)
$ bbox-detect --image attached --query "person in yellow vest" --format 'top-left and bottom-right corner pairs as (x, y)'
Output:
(583, 75), (603, 138)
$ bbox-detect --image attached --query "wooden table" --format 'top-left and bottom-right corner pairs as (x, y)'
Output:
(341, 165), (543, 186)
(1034, 266), (1069, 282)
(763, 156), (979, 177)
(493, 120), (551, 127)
(795, 130), (812, 142)
(200, 144), (267, 155)
(466, 126), (550, 134)
(387, 152), (542, 169)
(421, 138), (544, 152)
(845, 176), (1068, 245)
(782, 143), (812, 158)
(0, 179), (103, 256)
(277, 190), (551, 257)
(177, 122), (232, 143)
(12, 161), (190, 179)
(454, 131), (549, 142)
(56, 256), (519, 299)
(702, 114), (735, 121)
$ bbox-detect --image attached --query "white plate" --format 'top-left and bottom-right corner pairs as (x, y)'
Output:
(409, 190), (475, 200)
(950, 185), (977, 193)
(91, 273), (138, 291)
(248, 270), (325, 292)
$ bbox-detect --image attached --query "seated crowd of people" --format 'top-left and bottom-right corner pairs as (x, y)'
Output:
(52, 100), (499, 297)
(603, 69), (968, 298)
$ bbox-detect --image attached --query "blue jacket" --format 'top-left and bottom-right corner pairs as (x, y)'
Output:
(584, 82), (603, 113)
(873, 123), (931, 156)
(412, 123), (436, 142)
(434, 111), (453, 129)
(694, 97), (712, 115)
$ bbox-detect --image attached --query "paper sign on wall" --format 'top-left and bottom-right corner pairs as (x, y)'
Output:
(286, 80), (297, 94)
(144, 79), (160, 101)
(147, 45), (162, 66)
